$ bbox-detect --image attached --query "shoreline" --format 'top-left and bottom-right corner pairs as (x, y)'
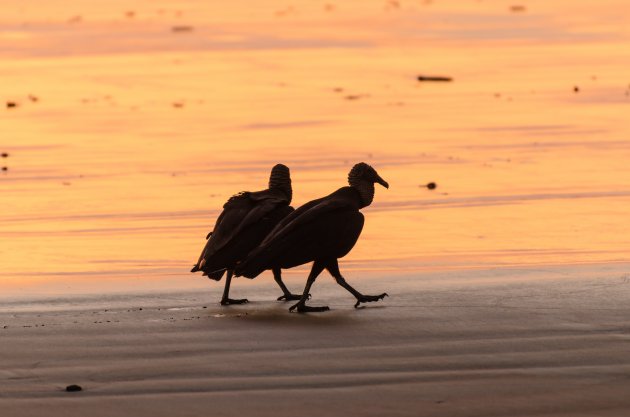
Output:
(1, 260), (628, 306)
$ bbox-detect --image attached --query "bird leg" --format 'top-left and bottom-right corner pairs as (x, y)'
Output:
(220, 270), (249, 305)
(289, 262), (328, 313)
(273, 268), (304, 301)
(326, 260), (388, 308)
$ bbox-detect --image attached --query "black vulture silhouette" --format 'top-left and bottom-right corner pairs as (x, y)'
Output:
(236, 162), (389, 312)
(191, 164), (300, 305)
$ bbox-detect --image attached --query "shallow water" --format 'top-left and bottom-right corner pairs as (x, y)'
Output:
(1, 0), (629, 298)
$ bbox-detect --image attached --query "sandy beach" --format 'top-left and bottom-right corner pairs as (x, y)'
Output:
(2, 264), (629, 417)
(2, 0), (630, 415)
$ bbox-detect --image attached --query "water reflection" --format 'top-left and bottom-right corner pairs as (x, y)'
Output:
(1, 0), (629, 297)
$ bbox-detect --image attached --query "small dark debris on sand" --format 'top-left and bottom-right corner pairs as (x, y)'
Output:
(6, 101), (18, 108)
(172, 102), (185, 108)
(1, 152), (8, 158)
(510, 5), (526, 12)
(344, 94), (369, 100)
(1, 167), (8, 172)
(171, 25), (194, 33)
(417, 75), (452, 82)
(28, 95), (39, 102)
(422, 182), (437, 190)
(574, 86), (580, 93)
(66, 384), (82, 392)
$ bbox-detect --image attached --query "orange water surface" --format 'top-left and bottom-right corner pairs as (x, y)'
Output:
(1, 0), (629, 297)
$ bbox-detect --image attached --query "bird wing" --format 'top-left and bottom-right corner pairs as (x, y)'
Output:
(193, 191), (286, 270)
(235, 189), (362, 278)
(208, 192), (254, 251)
(260, 196), (326, 245)
(261, 189), (358, 247)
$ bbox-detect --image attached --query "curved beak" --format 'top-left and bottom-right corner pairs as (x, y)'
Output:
(375, 175), (389, 189)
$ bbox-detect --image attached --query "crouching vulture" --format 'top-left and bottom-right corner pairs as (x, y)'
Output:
(236, 162), (389, 312)
(190, 164), (300, 305)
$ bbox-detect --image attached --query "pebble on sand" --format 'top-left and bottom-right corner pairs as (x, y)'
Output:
(574, 86), (580, 93)
(171, 26), (194, 33)
(425, 182), (437, 190)
(1, 152), (8, 158)
(1, 167), (8, 171)
(417, 75), (452, 82)
(66, 384), (82, 392)
(6, 101), (18, 108)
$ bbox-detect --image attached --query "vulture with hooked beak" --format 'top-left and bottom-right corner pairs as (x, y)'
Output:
(236, 162), (389, 312)
(191, 164), (300, 305)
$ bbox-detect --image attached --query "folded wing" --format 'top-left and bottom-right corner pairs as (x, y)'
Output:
(192, 190), (289, 274)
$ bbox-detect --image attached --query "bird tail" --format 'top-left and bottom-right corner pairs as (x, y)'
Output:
(203, 269), (226, 281)
(191, 262), (225, 281)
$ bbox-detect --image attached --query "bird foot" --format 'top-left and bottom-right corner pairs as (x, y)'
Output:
(289, 303), (330, 313)
(277, 293), (311, 301)
(220, 298), (249, 306)
(354, 293), (388, 308)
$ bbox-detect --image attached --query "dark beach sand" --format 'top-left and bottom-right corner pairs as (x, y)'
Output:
(2, 265), (629, 417)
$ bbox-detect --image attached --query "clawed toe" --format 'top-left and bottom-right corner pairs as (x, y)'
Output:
(354, 293), (388, 308)
(220, 298), (249, 305)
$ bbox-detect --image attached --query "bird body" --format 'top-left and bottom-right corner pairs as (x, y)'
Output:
(191, 164), (300, 305)
(236, 162), (389, 312)
(192, 189), (293, 278)
(237, 186), (364, 278)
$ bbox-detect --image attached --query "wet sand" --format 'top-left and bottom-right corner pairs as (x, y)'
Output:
(2, 264), (629, 417)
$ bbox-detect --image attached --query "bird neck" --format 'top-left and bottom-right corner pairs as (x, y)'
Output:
(270, 184), (292, 203)
(351, 181), (374, 208)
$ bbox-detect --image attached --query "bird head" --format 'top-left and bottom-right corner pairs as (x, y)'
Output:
(348, 162), (389, 189)
(269, 164), (292, 201)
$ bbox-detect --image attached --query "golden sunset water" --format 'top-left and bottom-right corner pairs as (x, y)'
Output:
(1, 0), (629, 299)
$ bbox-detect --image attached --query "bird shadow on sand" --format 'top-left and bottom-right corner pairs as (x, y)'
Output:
(214, 302), (367, 326)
